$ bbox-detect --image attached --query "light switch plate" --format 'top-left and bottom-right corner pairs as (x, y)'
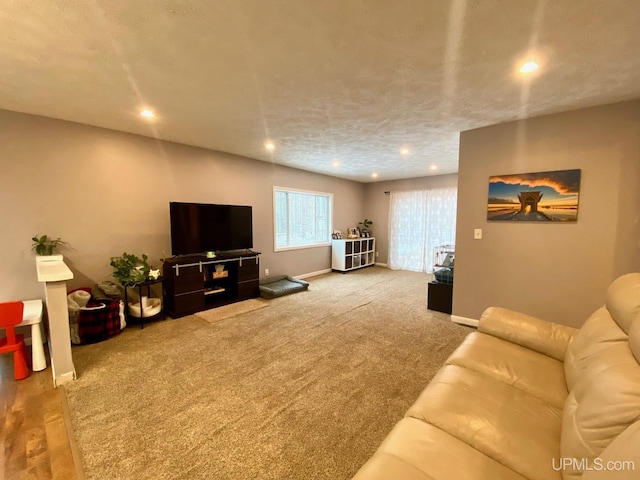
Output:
(474, 229), (482, 240)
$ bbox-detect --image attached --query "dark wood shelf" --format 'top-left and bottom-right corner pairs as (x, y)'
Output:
(163, 251), (260, 318)
(427, 281), (453, 314)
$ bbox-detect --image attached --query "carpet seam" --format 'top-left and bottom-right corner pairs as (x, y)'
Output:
(59, 384), (87, 480)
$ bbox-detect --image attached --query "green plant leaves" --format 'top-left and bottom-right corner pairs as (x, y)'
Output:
(110, 252), (151, 286)
(31, 234), (65, 256)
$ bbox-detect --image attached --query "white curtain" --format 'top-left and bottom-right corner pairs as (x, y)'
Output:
(388, 187), (457, 273)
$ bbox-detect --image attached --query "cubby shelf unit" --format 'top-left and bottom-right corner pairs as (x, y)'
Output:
(331, 237), (376, 272)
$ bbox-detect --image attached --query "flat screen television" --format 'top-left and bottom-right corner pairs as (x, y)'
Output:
(169, 202), (253, 256)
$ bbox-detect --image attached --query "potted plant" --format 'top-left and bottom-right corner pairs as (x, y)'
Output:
(110, 252), (159, 287)
(358, 219), (373, 237)
(31, 234), (66, 256)
(110, 253), (162, 320)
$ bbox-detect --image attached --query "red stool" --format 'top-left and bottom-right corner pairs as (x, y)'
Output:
(0, 301), (30, 380)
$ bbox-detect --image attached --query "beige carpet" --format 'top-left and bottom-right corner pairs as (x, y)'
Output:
(65, 267), (471, 480)
(195, 298), (269, 323)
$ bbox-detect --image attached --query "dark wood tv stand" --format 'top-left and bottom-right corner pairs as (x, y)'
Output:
(163, 251), (261, 318)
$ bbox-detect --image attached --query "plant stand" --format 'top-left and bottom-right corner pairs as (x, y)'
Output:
(122, 277), (165, 329)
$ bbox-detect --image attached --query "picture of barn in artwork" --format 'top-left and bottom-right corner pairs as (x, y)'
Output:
(487, 169), (581, 222)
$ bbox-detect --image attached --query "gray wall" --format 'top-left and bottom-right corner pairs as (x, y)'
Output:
(0, 109), (364, 301)
(363, 174), (458, 264)
(453, 100), (640, 328)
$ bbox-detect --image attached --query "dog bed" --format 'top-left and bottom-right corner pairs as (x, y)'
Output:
(259, 275), (309, 299)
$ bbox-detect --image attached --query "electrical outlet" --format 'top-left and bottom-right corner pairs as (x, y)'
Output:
(265, 268), (270, 276)
(376, 251), (379, 257)
(474, 228), (483, 240)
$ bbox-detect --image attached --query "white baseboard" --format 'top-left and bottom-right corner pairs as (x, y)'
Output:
(296, 268), (332, 280)
(374, 262), (388, 267)
(451, 315), (479, 328)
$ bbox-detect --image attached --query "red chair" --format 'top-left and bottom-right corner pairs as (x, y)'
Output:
(0, 301), (30, 380)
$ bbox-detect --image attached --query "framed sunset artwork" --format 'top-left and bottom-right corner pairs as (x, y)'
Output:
(487, 169), (581, 222)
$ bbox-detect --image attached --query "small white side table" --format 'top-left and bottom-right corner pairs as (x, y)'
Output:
(18, 299), (47, 371)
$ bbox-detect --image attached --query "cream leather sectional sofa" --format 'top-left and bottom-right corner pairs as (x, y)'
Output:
(353, 273), (640, 480)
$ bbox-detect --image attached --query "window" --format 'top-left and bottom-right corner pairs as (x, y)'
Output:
(273, 187), (332, 251)
(388, 187), (457, 273)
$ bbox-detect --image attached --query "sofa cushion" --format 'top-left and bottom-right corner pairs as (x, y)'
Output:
(630, 318), (640, 364)
(564, 306), (629, 391)
(352, 417), (528, 480)
(560, 344), (640, 480)
(605, 273), (640, 334)
(564, 274), (640, 392)
(582, 420), (640, 480)
(405, 365), (562, 480)
(553, 274), (640, 480)
(446, 332), (568, 409)
(479, 307), (576, 361)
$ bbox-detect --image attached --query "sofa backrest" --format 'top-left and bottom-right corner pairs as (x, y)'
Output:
(561, 273), (640, 480)
(581, 419), (640, 480)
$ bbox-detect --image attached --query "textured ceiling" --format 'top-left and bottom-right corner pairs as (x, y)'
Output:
(1, 1), (639, 182)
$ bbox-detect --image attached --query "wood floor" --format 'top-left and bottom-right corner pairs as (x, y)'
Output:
(0, 350), (79, 480)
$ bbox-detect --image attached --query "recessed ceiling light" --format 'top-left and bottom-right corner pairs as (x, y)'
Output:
(265, 142), (275, 151)
(140, 109), (155, 118)
(429, 164), (438, 171)
(400, 148), (410, 156)
(519, 61), (539, 74)
(332, 159), (340, 167)
(371, 172), (378, 178)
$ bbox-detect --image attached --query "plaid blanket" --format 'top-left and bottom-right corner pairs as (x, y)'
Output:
(69, 288), (123, 345)
(77, 299), (122, 344)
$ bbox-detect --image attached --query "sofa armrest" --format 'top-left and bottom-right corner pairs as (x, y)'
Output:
(478, 307), (577, 361)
